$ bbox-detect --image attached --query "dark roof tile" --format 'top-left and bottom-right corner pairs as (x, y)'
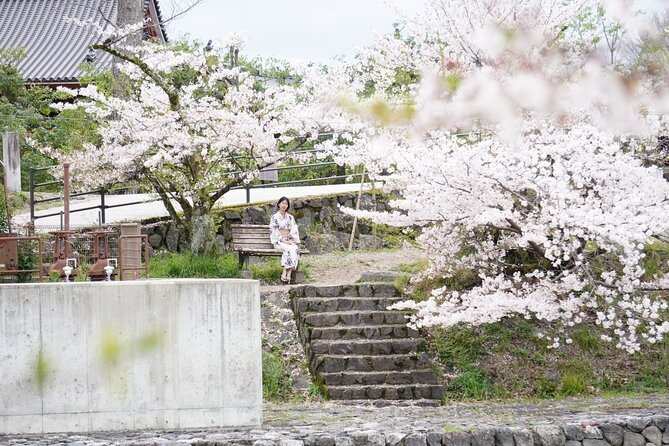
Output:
(0, 0), (165, 84)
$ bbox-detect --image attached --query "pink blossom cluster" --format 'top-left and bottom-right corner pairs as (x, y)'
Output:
(329, 0), (669, 352)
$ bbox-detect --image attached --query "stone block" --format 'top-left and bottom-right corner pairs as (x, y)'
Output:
(565, 442), (582, 446)
(148, 233), (162, 249)
(651, 416), (669, 431)
(584, 427), (603, 440)
(564, 425), (584, 441)
(534, 426), (566, 446)
(336, 437), (354, 446)
(387, 433), (406, 446)
(166, 223), (179, 251)
(291, 270), (306, 284)
(513, 430), (533, 446)
(426, 432), (442, 446)
(359, 271), (403, 283)
(372, 283), (400, 297)
(583, 440), (609, 446)
(316, 285), (344, 297)
(625, 432), (648, 446)
(404, 434), (427, 446)
(317, 437), (337, 446)
(343, 285), (358, 296)
(628, 419), (652, 433)
(443, 431), (472, 446)
(662, 432), (669, 445)
(352, 431), (386, 446)
(471, 429), (495, 446)
(600, 424), (624, 446)
(495, 428), (515, 446)
(358, 234), (383, 250)
(642, 427), (662, 446)
(357, 284), (374, 297)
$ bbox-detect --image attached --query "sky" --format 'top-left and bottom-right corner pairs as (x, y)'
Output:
(166, 0), (425, 63)
(165, 0), (665, 64)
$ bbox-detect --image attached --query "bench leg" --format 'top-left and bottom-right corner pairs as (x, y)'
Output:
(239, 253), (252, 279)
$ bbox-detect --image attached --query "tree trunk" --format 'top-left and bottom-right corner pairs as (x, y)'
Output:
(188, 206), (218, 254)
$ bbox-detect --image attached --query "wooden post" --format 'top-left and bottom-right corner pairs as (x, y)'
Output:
(348, 167), (366, 251)
(63, 163), (70, 231)
(2, 132), (21, 193)
(120, 223), (141, 280)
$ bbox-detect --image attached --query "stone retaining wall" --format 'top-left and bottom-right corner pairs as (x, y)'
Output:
(2, 410), (667, 445)
(142, 193), (399, 254)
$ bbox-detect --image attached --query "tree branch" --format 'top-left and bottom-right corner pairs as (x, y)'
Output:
(91, 44), (180, 110)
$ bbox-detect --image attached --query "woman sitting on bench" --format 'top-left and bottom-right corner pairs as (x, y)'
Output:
(269, 196), (300, 284)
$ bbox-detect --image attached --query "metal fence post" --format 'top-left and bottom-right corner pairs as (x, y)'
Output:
(100, 188), (106, 224)
(29, 168), (35, 222)
(245, 184), (251, 203)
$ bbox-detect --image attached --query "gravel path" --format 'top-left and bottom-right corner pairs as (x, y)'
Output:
(301, 244), (426, 285)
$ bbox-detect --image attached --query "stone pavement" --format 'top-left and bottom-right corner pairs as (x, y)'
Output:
(1, 394), (667, 445)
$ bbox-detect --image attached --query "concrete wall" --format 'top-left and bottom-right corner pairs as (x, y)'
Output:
(0, 279), (262, 434)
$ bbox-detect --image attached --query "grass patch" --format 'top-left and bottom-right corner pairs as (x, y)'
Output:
(397, 259), (429, 274)
(262, 348), (293, 402)
(250, 258), (283, 284)
(149, 252), (239, 278)
(423, 310), (668, 400)
(447, 368), (493, 399)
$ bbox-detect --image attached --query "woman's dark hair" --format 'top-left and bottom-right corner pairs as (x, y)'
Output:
(277, 196), (290, 210)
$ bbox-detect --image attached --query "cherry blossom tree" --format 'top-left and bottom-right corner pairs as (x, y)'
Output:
(45, 36), (339, 253)
(326, 0), (669, 353)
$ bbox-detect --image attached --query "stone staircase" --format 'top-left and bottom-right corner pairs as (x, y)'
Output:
(291, 283), (445, 405)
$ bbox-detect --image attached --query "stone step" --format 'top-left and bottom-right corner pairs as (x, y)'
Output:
(307, 325), (420, 341)
(301, 311), (410, 327)
(312, 353), (431, 373)
(295, 297), (404, 313)
(327, 384), (445, 401)
(293, 284), (400, 298)
(338, 399), (442, 407)
(310, 338), (424, 356)
(320, 370), (439, 386)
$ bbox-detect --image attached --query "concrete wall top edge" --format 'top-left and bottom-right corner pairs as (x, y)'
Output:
(0, 279), (259, 288)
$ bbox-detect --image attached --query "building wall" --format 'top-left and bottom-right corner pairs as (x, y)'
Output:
(0, 279), (262, 434)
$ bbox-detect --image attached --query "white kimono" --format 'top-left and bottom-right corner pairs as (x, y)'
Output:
(269, 211), (301, 269)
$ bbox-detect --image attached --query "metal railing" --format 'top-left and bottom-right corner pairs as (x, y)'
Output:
(28, 150), (367, 226)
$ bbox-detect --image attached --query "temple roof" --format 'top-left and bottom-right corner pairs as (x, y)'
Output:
(0, 0), (167, 85)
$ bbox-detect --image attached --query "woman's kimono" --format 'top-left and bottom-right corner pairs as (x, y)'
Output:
(269, 211), (300, 269)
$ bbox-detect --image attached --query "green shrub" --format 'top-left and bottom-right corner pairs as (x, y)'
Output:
(572, 327), (600, 352)
(250, 258), (283, 284)
(262, 349), (293, 401)
(559, 373), (588, 396)
(149, 252), (239, 278)
(430, 326), (485, 370)
(447, 368), (492, 399)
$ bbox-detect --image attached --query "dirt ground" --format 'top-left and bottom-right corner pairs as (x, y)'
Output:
(301, 243), (426, 285)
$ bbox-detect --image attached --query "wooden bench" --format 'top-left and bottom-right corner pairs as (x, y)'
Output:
(231, 224), (309, 282)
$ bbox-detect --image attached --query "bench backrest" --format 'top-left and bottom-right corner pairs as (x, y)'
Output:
(231, 224), (274, 252)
